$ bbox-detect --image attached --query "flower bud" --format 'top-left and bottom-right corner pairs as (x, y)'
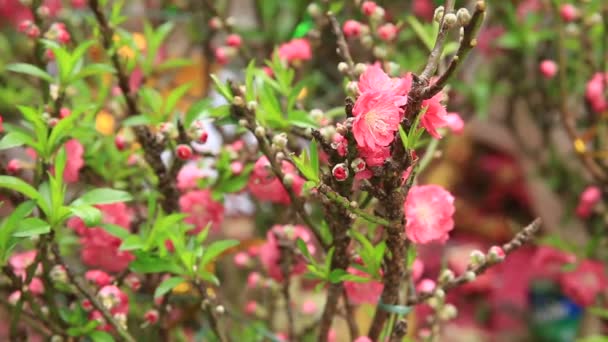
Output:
(50, 265), (67, 283)
(332, 163), (349, 181)
(238, 119), (248, 126)
(144, 309), (159, 324)
(338, 62), (349, 74)
(209, 17), (222, 30)
(307, 3), (321, 18)
(198, 130), (209, 144)
(361, 1), (377, 16)
(371, 7), (385, 21)
(176, 144), (193, 160)
(351, 158), (366, 173)
(439, 304), (458, 321)
(254, 126), (266, 138)
(216, 305), (225, 314)
(310, 108), (323, 121)
(233, 95), (244, 107)
(346, 81), (358, 95)
(226, 34), (242, 48)
(273, 133), (288, 149)
(469, 249), (486, 266)
(456, 8), (471, 26)
(373, 46), (387, 59)
(443, 13), (458, 28)
(439, 269), (454, 283)
(433, 6), (445, 23)
(487, 246), (506, 262)
(115, 135), (126, 150)
(354, 63), (367, 76)
(247, 101), (258, 111)
(7, 159), (21, 174)
(283, 173), (294, 186)
(464, 271), (476, 281)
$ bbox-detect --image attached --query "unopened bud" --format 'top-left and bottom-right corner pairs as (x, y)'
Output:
(443, 13), (458, 28)
(332, 163), (349, 181)
(233, 96), (244, 107)
(216, 305), (225, 314)
(439, 269), (454, 283)
(434, 289), (445, 300)
(272, 133), (288, 148)
(487, 246), (506, 263)
(346, 81), (358, 95)
(307, 3), (321, 18)
(354, 63), (367, 76)
(456, 8), (471, 26)
(254, 126), (266, 137)
(371, 7), (385, 21)
(433, 6), (445, 23)
(373, 46), (387, 59)
(238, 119), (248, 126)
(247, 101), (257, 111)
(469, 250), (486, 266)
(338, 62), (349, 74)
(283, 173), (294, 186)
(464, 271), (476, 281)
(439, 304), (458, 321)
(310, 108), (323, 121)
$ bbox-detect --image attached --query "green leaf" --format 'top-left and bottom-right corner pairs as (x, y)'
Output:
(0, 201), (36, 262)
(69, 205), (102, 226)
(406, 245), (417, 268)
(88, 330), (114, 342)
(122, 115), (152, 127)
(6, 63), (54, 83)
(120, 235), (144, 251)
(310, 140), (319, 182)
(199, 239), (240, 268)
(210, 74), (233, 101)
(0, 131), (35, 150)
(130, 252), (182, 273)
(588, 307), (608, 319)
(184, 99), (211, 128)
(72, 188), (133, 206)
(0, 176), (40, 200)
(287, 110), (318, 128)
(378, 301), (412, 315)
(245, 60), (256, 102)
(406, 16), (434, 51)
(12, 218), (51, 238)
(296, 238), (313, 262)
(398, 125), (409, 150)
(73, 63), (115, 81)
(328, 268), (348, 283)
(157, 58), (192, 71)
(101, 224), (131, 239)
(154, 276), (185, 299)
(164, 83), (192, 116)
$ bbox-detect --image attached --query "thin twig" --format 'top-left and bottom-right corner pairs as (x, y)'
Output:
(327, 12), (356, 80)
(51, 244), (136, 342)
(419, 0), (456, 83)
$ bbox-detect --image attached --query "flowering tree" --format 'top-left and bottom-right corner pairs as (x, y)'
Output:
(0, 0), (606, 341)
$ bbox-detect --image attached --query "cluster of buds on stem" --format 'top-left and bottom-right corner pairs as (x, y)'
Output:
(18, 20), (40, 38)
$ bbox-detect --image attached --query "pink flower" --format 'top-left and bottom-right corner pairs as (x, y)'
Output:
(358, 63), (410, 97)
(248, 156), (304, 205)
(444, 112), (464, 134)
(517, 0), (542, 20)
(576, 186), (602, 219)
(359, 145), (390, 167)
(233, 252), (250, 268)
(245, 301), (258, 315)
(177, 163), (207, 190)
(476, 26), (505, 57)
(214, 47), (228, 65)
(560, 260), (607, 307)
(560, 4), (578, 22)
(361, 1), (377, 16)
(69, 203), (134, 273)
(539, 60), (558, 79)
(413, 0), (434, 21)
(179, 190), (225, 233)
(586, 72), (608, 114)
(98, 285), (129, 314)
(404, 185), (455, 244)
(9, 250), (37, 276)
(343, 20), (362, 38)
(277, 38), (312, 64)
(247, 272), (261, 288)
(63, 139), (84, 183)
(412, 258), (424, 281)
(71, 0), (86, 9)
(225, 34), (242, 48)
(85, 270), (113, 287)
(416, 278), (436, 293)
(344, 267), (383, 304)
(258, 225), (316, 281)
(332, 133), (347, 157)
(377, 23), (398, 41)
(531, 246), (576, 280)
(301, 300), (317, 314)
(420, 93), (448, 139)
(353, 91), (405, 150)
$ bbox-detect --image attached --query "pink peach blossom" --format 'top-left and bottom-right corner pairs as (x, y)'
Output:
(301, 300), (318, 314)
(412, 0), (434, 21)
(359, 145), (390, 167)
(586, 72), (608, 113)
(420, 93), (449, 139)
(248, 156), (304, 205)
(560, 260), (607, 307)
(344, 267), (383, 304)
(358, 63), (410, 97)
(244, 301), (257, 315)
(377, 23), (398, 41)
(353, 91), (406, 150)
(361, 1), (377, 16)
(63, 139), (84, 183)
(247, 272), (261, 288)
(539, 60), (558, 79)
(416, 278), (436, 293)
(85, 270), (113, 287)
(98, 285), (129, 314)
(233, 252), (250, 268)
(404, 185), (455, 244)
(277, 38), (312, 64)
(343, 20), (363, 38)
(179, 190), (225, 233)
(258, 225), (315, 281)
(559, 4), (578, 22)
(177, 163), (207, 190)
(444, 112), (464, 134)
(576, 186), (602, 218)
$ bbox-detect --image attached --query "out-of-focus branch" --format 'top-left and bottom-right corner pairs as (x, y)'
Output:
(424, 1), (486, 98)
(406, 218), (542, 305)
(327, 12), (356, 80)
(419, 0), (456, 83)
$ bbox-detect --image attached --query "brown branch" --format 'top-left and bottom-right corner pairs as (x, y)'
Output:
(327, 12), (356, 80)
(406, 218), (541, 305)
(51, 244), (136, 342)
(419, 0), (456, 83)
(88, 0), (182, 212)
(343, 290), (359, 340)
(194, 282), (226, 342)
(423, 1), (486, 98)
(278, 241), (295, 341)
(200, 0), (253, 61)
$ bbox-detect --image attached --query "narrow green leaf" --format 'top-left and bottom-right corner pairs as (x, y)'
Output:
(69, 205), (102, 226)
(164, 83), (192, 116)
(154, 276), (185, 298)
(0, 176), (40, 200)
(0, 131), (35, 150)
(12, 218), (51, 238)
(72, 188), (133, 206)
(120, 235), (144, 251)
(199, 239), (240, 268)
(101, 224), (130, 239)
(6, 63), (54, 83)
(210, 74), (233, 101)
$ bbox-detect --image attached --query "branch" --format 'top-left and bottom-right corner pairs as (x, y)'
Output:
(327, 12), (356, 80)
(419, 0), (456, 83)
(406, 218), (542, 305)
(317, 183), (393, 227)
(51, 244), (136, 342)
(423, 1), (486, 98)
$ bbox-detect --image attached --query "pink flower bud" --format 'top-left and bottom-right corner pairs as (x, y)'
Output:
(124, 274), (141, 291)
(81, 299), (93, 311)
(8, 291), (21, 305)
(244, 301), (257, 315)
(48, 118), (59, 127)
(332, 163), (349, 181)
(176, 144), (193, 160)
(301, 300), (317, 314)
(560, 4), (578, 22)
(208, 17), (222, 30)
(247, 272), (261, 288)
(488, 246), (505, 262)
(27, 26), (40, 38)
(226, 34), (242, 48)
(59, 107), (71, 119)
(416, 278), (436, 293)
(115, 135), (126, 151)
(343, 20), (362, 38)
(7, 159), (21, 174)
(539, 60), (558, 79)
(350, 158), (366, 173)
(57, 30), (71, 44)
(144, 309), (159, 324)
(233, 252), (250, 268)
(85, 270), (113, 287)
(576, 186), (602, 218)
(215, 47), (229, 65)
(354, 337), (372, 342)
(361, 1), (377, 16)
(377, 23), (397, 41)
(198, 130), (209, 143)
(230, 161), (244, 175)
(444, 112), (464, 134)
(18, 20), (32, 33)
